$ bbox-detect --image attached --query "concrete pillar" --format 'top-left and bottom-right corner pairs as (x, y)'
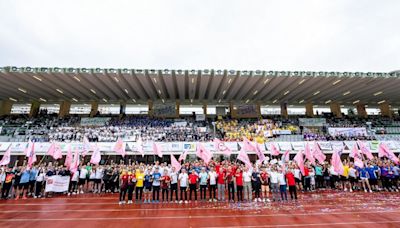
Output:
(148, 100), (154, 117)
(175, 101), (180, 118)
(29, 101), (41, 118)
(0, 100), (13, 116)
(120, 102), (126, 115)
(330, 102), (342, 118)
(58, 101), (71, 118)
(379, 102), (392, 117)
(90, 101), (98, 117)
(202, 103), (207, 116)
(356, 103), (368, 118)
(280, 103), (288, 118)
(230, 103), (237, 118)
(305, 102), (314, 117)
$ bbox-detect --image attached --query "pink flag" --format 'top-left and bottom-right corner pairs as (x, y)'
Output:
(69, 148), (80, 173)
(178, 150), (188, 162)
(214, 138), (232, 155)
(255, 143), (266, 162)
(293, 150), (305, 175)
(114, 138), (126, 157)
(0, 145), (11, 166)
(64, 144), (73, 168)
(357, 140), (373, 160)
(242, 137), (256, 152)
(27, 142), (36, 168)
(90, 144), (101, 165)
(331, 150), (344, 175)
(312, 143), (326, 164)
(82, 136), (91, 157)
(170, 154), (182, 171)
(350, 144), (360, 158)
(152, 143), (163, 158)
(379, 143), (399, 164)
(24, 139), (34, 157)
(282, 150), (290, 162)
(196, 143), (213, 164)
(354, 156), (364, 168)
(304, 143), (315, 165)
(47, 142), (62, 160)
(270, 143), (280, 156)
(137, 137), (144, 157)
(53, 143), (63, 160)
(237, 148), (252, 168)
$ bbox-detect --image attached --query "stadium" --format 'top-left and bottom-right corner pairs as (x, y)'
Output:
(1, 1), (400, 228)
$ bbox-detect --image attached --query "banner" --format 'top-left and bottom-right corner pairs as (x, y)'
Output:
(45, 175), (70, 192)
(299, 118), (326, 127)
(277, 142), (292, 151)
(317, 142), (332, 151)
(344, 141), (357, 150)
(235, 105), (258, 117)
(369, 141), (379, 151)
(153, 103), (177, 117)
(196, 114), (206, 121)
(328, 127), (367, 137)
(331, 141), (344, 151)
(291, 142), (305, 151)
(272, 130), (291, 135)
(80, 117), (111, 126)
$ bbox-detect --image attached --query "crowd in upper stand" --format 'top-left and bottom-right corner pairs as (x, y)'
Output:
(1, 114), (400, 143)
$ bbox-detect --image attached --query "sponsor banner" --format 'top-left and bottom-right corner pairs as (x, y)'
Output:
(236, 105), (258, 116)
(331, 141), (344, 151)
(291, 142), (305, 151)
(384, 141), (399, 150)
(0, 142), (11, 151)
(369, 141), (379, 151)
(153, 103), (176, 117)
(328, 127), (367, 137)
(343, 141), (357, 150)
(272, 130), (291, 135)
(182, 142), (196, 152)
(264, 130), (273, 138)
(196, 114), (206, 121)
(169, 142), (182, 152)
(80, 117), (110, 126)
(277, 142), (292, 151)
(45, 175), (70, 192)
(299, 118), (326, 127)
(317, 141), (332, 151)
(172, 121), (187, 127)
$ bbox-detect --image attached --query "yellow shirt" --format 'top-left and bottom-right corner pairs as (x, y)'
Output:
(136, 173), (145, 187)
(342, 165), (350, 177)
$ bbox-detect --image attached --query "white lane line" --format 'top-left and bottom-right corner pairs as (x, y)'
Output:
(0, 210), (399, 221)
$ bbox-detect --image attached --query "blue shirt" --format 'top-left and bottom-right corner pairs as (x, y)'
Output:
(366, 166), (377, 179)
(29, 169), (38, 181)
(199, 172), (208, 185)
(152, 172), (161, 186)
(20, 171), (30, 184)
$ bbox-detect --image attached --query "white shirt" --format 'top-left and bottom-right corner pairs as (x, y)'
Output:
(79, 169), (88, 179)
(209, 171), (217, 185)
(36, 173), (45, 182)
(294, 169), (301, 179)
(269, 171), (279, 184)
(95, 168), (103, 179)
(71, 172), (79, 182)
(349, 168), (357, 178)
(178, 173), (189, 187)
(243, 171), (252, 183)
(170, 172), (178, 184)
(277, 173), (286, 185)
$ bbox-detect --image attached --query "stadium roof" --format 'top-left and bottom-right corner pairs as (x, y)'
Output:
(1, 66), (400, 106)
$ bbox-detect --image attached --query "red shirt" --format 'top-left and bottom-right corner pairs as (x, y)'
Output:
(189, 174), (198, 184)
(286, 172), (296, 186)
(226, 172), (234, 183)
(161, 176), (170, 189)
(121, 174), (129, 187)
(260, 172), (269, 185)
(304, 167), (309, 177)
(235, 172), (243, 186)
(217, 172), (225, 184)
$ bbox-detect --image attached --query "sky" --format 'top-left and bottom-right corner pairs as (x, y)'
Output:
(0, 0), (399, 72)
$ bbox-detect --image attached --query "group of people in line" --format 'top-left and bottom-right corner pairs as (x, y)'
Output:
(1, 156), (399, 205)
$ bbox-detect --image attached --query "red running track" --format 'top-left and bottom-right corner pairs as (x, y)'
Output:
(1, 191), (400, 228)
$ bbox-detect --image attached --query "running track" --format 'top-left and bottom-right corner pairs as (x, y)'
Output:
(1, 191), (400, 228)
